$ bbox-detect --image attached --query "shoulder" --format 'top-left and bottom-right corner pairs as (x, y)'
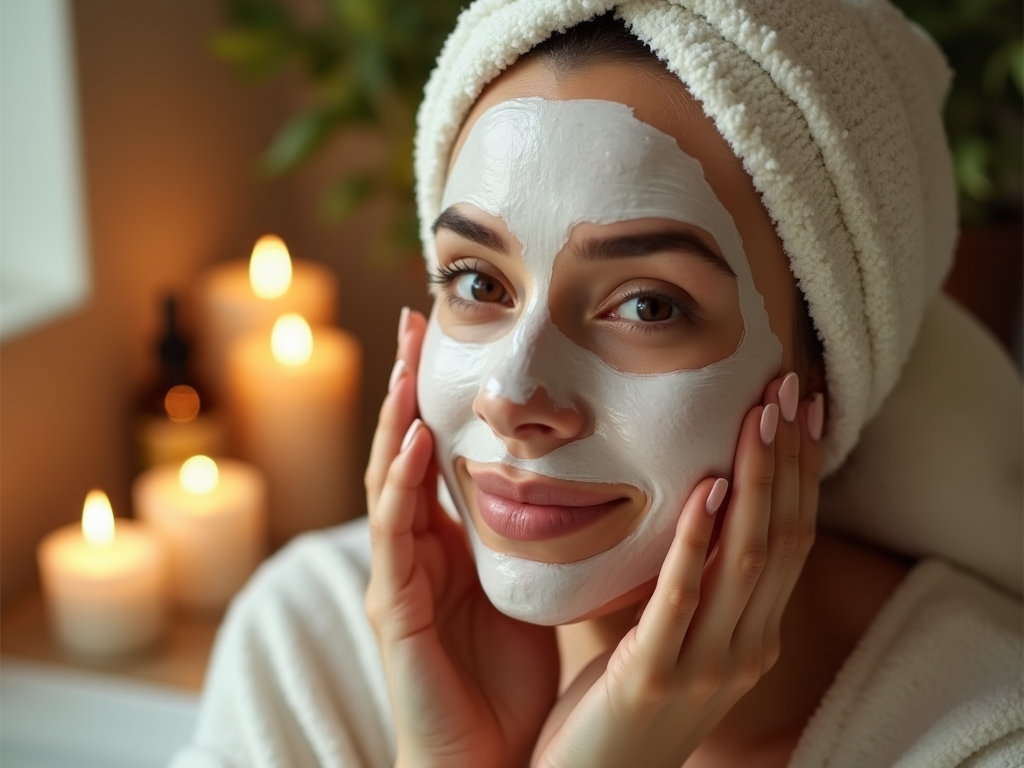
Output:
(792, 555), (1023, 768)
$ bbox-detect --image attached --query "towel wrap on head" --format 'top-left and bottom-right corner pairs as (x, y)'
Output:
(414, 0), (957, 474)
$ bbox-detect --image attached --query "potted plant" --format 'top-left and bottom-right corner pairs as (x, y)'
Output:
(211, 0), (464, 262)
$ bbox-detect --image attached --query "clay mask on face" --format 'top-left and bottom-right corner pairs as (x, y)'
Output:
(418, 98), (781, 625)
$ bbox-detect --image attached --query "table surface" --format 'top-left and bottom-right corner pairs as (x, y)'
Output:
(0, 587), (220, 693)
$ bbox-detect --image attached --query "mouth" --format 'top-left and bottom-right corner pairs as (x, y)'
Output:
(467, 462), (633, 542)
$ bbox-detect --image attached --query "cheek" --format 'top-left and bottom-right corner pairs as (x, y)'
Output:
(417, 312), (488, 451)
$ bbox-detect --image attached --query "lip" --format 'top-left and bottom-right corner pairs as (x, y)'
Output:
(468, 464), (629, 542)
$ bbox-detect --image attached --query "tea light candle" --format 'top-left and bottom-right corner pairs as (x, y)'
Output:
(227, 313), (362, 546)
(37, 490), (167, 657)
(197, 235), (337, 399)
(134, 455), (266, 613)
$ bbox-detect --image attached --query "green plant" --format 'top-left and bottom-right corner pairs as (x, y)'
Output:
(214, 0), (1023, 257)
(212, 0), (464, 261)
(892, 0), (1023, 222)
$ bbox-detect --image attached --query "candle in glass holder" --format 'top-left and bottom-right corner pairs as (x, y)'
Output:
(134, 455), (266, 613)
(37, 490), (167, 657)
(197, 235), (337, 399)
(227, 313), (362, 546)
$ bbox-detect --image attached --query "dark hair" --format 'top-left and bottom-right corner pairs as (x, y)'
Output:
(522, 11), (664, 74)
(523, 11), (826, 387)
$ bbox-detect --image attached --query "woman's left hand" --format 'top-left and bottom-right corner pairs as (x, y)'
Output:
(531, 373), (824, 768)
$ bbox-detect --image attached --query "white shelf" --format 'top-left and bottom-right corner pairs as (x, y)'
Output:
(0, 658), (199, 768)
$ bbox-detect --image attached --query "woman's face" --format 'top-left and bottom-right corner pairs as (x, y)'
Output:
(417, 59), (802, 624)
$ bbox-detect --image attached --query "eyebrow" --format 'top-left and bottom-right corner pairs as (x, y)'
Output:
(576, 230), (736, 277)
(432, 207), (508, 253)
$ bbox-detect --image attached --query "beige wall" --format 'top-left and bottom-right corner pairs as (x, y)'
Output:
(0, 0), (430, 604)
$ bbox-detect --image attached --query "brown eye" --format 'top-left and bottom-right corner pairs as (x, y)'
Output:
(617, 294), (679, 322)
(454, 272), (509, 304)
(634, 297), (673, 321)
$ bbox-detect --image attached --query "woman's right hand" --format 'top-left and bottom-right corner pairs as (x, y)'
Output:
(364, 308), (560, 768)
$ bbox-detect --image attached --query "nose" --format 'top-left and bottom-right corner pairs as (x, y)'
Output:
(472, 385), (587, 460)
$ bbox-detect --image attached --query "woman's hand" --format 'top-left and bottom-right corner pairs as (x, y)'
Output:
(531, 372), (825, 768)
(364, 308), (560, 768)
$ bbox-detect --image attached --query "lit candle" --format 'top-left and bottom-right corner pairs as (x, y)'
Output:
(226, 313), (362, 546)
(37, 491), (167, 657)
(196, 235), (338, 400)
(134, 455), (266, 613)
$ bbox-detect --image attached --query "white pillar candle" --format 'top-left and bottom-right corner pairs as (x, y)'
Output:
(197, 235), (338, 400)
(134, 455), (267, 613)
(227, 313), (362, 547)
(37, 490), (168, 657)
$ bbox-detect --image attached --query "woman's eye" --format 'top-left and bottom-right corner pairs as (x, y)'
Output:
(453, 271), (509, 304)
(615, 294), (681, 323)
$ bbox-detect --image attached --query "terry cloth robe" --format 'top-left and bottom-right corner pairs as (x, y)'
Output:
(168, 517), (1024, 768)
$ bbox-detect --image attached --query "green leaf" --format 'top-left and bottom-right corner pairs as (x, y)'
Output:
(1008, 39), (1024, 96)
(224, 0), (290, 26)
(329, 0), (383, 37)
(983, 39), (1024, 96)
(954, 137), (995, 202)
(209, 29), (292, 79)
(259, 109), (341, 176)
(319, 175), (375, 220)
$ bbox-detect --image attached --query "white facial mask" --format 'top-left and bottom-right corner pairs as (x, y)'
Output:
(418, 98), (781, 625)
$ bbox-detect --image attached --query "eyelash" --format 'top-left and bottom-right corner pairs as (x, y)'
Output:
(426, 260), (481, 288)
(427, 259), (513, 312)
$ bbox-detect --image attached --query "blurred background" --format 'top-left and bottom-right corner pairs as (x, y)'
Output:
(1, 0), (1021, 614)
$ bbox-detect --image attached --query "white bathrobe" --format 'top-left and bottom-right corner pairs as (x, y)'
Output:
(169, 517), (1023, 768)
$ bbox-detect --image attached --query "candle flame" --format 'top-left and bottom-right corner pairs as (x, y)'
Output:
(180, 455), (219, 495)
(82, 489), (115, 546)
(249, 235), (293, 299)
(271, 313), (313, 366)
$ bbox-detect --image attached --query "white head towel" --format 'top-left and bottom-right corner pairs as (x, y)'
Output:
(414, 0), (958, 475)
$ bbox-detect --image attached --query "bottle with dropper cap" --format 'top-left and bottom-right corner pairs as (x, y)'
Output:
(135, 295), (226, 470)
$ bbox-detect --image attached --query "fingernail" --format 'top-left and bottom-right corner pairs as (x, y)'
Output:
(388, 359), (407, 393)
(779, 372), (799, 423)
(397, 306), (410, 343)
(760, 403), (779, 446)
(400, 418), (422, 453)
(706, 478), (728, 515)
(809, 393), (824, 441)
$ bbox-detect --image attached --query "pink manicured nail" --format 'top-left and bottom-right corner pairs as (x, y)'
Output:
(400, 419), (422, 453)
(779, 372), (799, 423)
(809, 393), (824, 441)
(397, 306), (410, 343)
(760, 404), (779, 446)
(388, 359), (407, 393)
(706, 478), (729, 515)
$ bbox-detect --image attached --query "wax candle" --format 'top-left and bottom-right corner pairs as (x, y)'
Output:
(134, 455), (266, 613)
(227, 313), (362, 546)
(37, 490), (167, 657)
(197, 235), (338, 400)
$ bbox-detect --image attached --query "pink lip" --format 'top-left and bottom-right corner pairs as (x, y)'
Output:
(469, 468), (627, 542)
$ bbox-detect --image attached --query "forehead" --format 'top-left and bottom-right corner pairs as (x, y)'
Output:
(446, 58), (776, 263)
(451, 59), (739, 190)
(443, 98), (748, 273)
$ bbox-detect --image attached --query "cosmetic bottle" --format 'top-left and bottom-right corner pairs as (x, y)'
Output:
(135, 295), (226, 470)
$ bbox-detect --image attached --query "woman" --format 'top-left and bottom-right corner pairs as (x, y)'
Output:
(171, 3), (1022, 767)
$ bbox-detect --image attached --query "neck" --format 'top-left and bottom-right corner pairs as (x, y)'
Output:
(555, 593), (645, 692)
